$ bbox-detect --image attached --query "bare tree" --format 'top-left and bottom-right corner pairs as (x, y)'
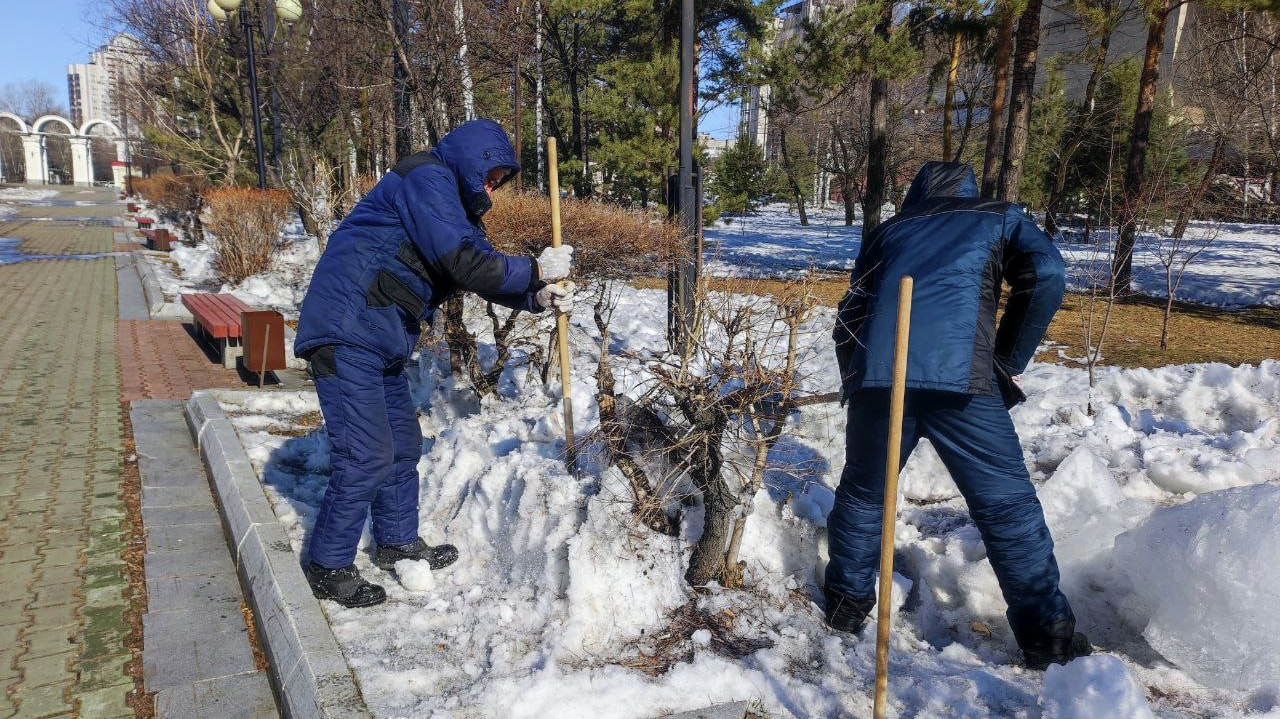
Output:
(0, 80), (67, 120)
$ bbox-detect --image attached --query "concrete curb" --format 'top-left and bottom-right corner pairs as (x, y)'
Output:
(133, 252), (175, 319)
(185, 391), (371, 719)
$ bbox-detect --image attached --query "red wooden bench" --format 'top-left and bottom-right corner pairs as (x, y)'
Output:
(140, 228), (173, 251)
(182, 293), (253, 368)
(126, 202), (140, 213)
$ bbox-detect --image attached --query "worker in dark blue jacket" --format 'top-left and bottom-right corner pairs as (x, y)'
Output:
(294, 118), (575, 608)
(826, 161), (1090, 669)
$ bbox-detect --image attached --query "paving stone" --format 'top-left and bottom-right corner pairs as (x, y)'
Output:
(77, 654), (131, 692)
(144, 549), (236, 584)
(147, 571), (243, 613)
(23, 625), (81, 659)
(142, 609), (256, 691)
(30, 582), (82, 608)
(154, 671), (278, 719)
(77, 680), (135, 719)
(37, 547), (80, 568)
(27, 604), (79, 629)
(10, 680), (73, 718)
(146, 523), (231, 555)
(141, 505), (218, 527)
(16, 651), (75, 688)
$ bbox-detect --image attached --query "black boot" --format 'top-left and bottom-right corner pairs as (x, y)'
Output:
(824, 588), (876, 634)
(1013, 616), (1093, 670)
(374, 538), (459, 571)
(305, 562), (386, 608)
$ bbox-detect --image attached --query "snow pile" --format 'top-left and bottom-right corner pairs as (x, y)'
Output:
(194, 204), (1280, 718)
(1040, 655), (1155, 719)
(393, 559), (437, 592)
(1114, 483), (1280, 690)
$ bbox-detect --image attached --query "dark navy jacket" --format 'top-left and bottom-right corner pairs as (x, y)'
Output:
(295, 119), (543, 362)
(834, 162), (1065, 401)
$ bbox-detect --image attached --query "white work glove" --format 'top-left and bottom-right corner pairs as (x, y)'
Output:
(536, 281), (576, 313)
(536, 245), (574, 281)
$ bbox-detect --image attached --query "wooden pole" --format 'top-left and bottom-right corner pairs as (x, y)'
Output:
(546, 138), (576, 470)
(873, 275), (913, 719)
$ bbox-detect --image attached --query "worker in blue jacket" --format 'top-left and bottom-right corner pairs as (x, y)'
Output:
(294, 118), (575, 608)
(827, 161), (1090, 669)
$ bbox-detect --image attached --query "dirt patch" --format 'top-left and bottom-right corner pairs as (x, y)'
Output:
(119, 408), (155, 719)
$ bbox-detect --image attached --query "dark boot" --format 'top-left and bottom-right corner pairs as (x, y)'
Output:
(824, 587), (876, 634)
(374, 537), (459, 571)
(1013, 615), (1093, 670)
(305, 562), (386, 608)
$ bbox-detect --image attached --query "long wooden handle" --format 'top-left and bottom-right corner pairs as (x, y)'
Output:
(546, 138), (576, 468)
(873, 275), (913, 719)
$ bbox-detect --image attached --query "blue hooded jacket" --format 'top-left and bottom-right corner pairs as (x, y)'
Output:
(833, 162), (1065, 401)
(294, 119), (543, 362)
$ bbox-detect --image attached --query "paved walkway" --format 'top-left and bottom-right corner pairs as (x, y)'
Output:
(0, 191), (135, 719)
(0, 186), (277, 718)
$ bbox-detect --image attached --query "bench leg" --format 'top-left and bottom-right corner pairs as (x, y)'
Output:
(222, 336), (243, 369)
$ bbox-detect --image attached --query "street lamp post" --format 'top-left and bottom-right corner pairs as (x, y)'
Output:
(208, 0), (301, 188)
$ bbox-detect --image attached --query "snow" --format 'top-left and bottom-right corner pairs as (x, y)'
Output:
(1114, 484), (1280, 691)
(0, 187), (59, 220)
(167, 203), (1280, 718)
(1040, 655), (1155, 719)
(706, 204), (1280, 309)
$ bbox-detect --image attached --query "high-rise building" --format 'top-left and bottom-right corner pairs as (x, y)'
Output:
(741, 0), (858, 157)
(67, 34), (144, 129)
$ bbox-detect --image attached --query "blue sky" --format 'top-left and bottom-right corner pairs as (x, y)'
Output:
(1, 0), (108, 108)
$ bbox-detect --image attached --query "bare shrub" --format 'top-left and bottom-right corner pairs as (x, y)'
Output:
(442, 191), (687, 398)
(134, 173), (209, 245)
(590, 275), (822, 587)
(204, 188), (291, 284)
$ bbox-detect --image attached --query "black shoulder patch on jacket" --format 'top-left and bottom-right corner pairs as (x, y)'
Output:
(391, 151), (443, 177)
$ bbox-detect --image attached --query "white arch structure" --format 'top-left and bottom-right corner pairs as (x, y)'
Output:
(0, 112), (130, 186)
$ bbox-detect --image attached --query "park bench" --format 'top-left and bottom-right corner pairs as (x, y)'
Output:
(181, 293), (288, 383)
(140, 228), (174, 251)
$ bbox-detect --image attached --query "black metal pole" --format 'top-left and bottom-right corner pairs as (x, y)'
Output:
(241, 3), (267, 188)
(669, 0), (698, 354)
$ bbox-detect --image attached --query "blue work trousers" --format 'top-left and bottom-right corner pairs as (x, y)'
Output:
(825, 387), (1072, 629)
(308, 345), (422, 569)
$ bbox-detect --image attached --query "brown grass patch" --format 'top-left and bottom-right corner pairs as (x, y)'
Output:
(632, 275), (1280, 369)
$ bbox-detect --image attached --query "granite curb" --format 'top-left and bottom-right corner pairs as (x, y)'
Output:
(184, 391), (371, 719)
(132, 252), (188, 320)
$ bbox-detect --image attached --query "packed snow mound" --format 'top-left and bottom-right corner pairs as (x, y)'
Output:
(1113, 483), (1280, 690)
(1039, 655), (1155, 719)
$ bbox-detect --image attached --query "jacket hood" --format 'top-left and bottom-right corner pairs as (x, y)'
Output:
(432, 118), (522, 218)
(902, 161), (979, 209)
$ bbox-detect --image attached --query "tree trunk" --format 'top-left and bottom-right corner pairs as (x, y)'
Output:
(943, 32), (962, 162)
(864, 76), (889, 233)
(780, 129), (809, 226)
(997, 0), (1043, 202)
(684, 416), (733, 586)
(1172, 134), (1227, 239)
(981, 4), (1016, 198)
(862, 0), (894, 234)
(1113, 0), (1174, 295)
